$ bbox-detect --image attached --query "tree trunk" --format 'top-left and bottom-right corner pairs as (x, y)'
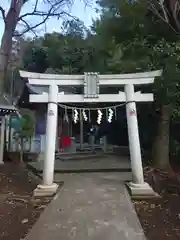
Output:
(0, 0), (24, 92)
(152, 104), (171, 168)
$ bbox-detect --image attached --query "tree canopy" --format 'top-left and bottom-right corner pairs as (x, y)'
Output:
(0, 0), (90, 92)
(18, 0), (180, 168)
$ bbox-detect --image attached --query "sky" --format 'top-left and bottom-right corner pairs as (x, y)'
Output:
(0, 0), (99, 42)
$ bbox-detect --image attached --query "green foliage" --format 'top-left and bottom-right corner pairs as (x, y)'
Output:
(15, 109), (35, 138)
(95, 0), (180, 112)
(20, 0), (180, 160)
(170, 139), (180, 160)
(21, 0), (180, 113)
(22, 28), (109, 74)
(12, 109), (35, 160)
(23, 41), (48, 73)
(62, 19), (87, 38)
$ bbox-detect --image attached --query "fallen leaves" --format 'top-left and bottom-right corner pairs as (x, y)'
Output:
(133, 165), (180, 240)
(6, 197), (28, 204)
(21, 218), (28, 224)
(0, 164), (54, 240)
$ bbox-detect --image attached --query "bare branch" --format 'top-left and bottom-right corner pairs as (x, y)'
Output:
(148, 0), (180, 33)
(17, 14), (52, 36)
(159, 0), (169, 22)
(15, 18), (38, 37)
(0, 6), (6, 23)
(18, 0), (71, 19)
(34, 0), (39, 12)
(172, 0), (180, 31)
(148, 0), (169, 23)
(1, 0), (91, 39)
(17, 10), (79, 36)
(148, 0), (180, 34)
(15, 0), (83, 36)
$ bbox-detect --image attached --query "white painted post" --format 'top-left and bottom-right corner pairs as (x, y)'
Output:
(34, 84), (59, 196)
(42, 84), (58, 186)
(125, 84), (144, 185)
(0, 117), (5, 164)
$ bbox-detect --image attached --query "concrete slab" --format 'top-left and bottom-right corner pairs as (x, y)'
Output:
(56, 153), (109, 161)
(25, 173), (146, 240)
(28, 155), (131, 173)
(33, 183), (59, 197)
(52, 172), (133, 184)
(126, 182), (160, 200)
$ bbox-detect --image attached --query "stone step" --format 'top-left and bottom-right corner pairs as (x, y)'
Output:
(28, 156), (131, 174)
(55, 151), (96, 156)
(56, 153), (109, 161)
(56, 148), (114, 156)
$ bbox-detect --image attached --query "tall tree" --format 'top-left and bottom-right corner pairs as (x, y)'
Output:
(95, 0), (180, 168)
(22, 19), (109, 74)
(0, 0), (85, 92)
(21, 0), (180, 168)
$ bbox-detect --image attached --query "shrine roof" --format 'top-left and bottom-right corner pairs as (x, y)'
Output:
(0, 95), (17, 115)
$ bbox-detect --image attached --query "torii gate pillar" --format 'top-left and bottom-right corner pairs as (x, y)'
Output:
(125, 84), (156, 196)
(34, 85), (58, 196)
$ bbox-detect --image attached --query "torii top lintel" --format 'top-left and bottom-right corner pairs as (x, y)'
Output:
(19, 70), (162, 86)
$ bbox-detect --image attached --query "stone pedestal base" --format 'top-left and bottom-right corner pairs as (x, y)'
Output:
(126, 182), (160, 199)
(33, 183), (58, 197)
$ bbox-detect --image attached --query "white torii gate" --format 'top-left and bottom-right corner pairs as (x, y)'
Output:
(20, 70), (162, 197)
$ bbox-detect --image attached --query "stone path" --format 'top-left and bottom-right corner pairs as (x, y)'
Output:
(29, 155), (131, 173)
(25, 173), (146, 240)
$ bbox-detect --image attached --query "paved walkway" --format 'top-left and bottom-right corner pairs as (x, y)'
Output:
(29, 155), (131, 173)
(25, 173), (146, 240)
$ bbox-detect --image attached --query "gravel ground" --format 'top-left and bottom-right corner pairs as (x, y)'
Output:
(0, 163), (55, 240)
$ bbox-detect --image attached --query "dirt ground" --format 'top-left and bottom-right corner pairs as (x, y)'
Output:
(134, 165), (180, 240)
(1, 161), (180, 240)
(0, 163), (55, 240)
